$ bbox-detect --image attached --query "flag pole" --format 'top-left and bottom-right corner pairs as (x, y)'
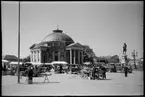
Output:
(17, 1), (20, 83)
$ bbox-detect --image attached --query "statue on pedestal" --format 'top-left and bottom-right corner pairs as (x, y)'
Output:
(123, 43), (127, 55)
(122, 43), (128, 66)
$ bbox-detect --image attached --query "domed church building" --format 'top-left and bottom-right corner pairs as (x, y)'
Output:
(29, 28), (86, 64)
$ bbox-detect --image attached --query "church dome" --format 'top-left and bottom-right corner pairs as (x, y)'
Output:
(41, 29), (74, 43)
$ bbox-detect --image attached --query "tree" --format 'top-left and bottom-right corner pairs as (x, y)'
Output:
(23, 55), (30, 62)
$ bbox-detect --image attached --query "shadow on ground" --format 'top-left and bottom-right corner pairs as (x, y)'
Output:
(96, 78), (112, 80)
(19, 81), (60, 85)
(33, 81), (60, 84)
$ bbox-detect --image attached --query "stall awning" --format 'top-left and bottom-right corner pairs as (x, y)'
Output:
(84, 62), (91, 65)
(2, 59), (9, 63)
(9, 61), (23, 65)
(51, 61), (68, 65)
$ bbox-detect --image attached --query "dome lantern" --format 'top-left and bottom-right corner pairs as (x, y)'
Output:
(53, 29), (63, 33)
(53, 25), (62, 33)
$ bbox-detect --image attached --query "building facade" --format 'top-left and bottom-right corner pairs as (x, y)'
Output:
(30, 28), (86, 64)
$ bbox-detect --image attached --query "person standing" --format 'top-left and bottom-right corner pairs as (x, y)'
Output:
(60, 65), (62, 73)
(91, 67), (95, 80)
(102, 66), (106, 79)
(124, 66), (128, 77)
(27, 66), (33, 84)
(3, 64), (6, 75)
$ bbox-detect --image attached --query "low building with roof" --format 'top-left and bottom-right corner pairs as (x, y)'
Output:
(2, 54), (18, 62)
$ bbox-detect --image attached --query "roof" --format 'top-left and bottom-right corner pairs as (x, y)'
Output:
(41, 29), (74, 43)
(30, 43), (50, 49)
(33, 45), (50, 49)
(66, 42), (84, 48)
(29, 43), (37, 49)
(3, 55), (18, 61)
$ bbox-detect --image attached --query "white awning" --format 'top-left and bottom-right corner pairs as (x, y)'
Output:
(84, 62), (91, 65)
(28, 62), (42, 65)
(9, 61), (23, 65)
(2, 59), (9, 63)
(51, 61), (68, 65)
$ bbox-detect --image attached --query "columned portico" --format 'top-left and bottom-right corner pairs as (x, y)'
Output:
(67, 48), (84, 64)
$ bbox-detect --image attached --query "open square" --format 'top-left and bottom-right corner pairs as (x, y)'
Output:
(2, 70), (143, 96)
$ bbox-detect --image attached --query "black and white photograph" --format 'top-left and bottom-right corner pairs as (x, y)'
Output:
(1, 1), (143, 96)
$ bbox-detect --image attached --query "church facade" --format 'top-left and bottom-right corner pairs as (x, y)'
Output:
(29, 28), (86, 64)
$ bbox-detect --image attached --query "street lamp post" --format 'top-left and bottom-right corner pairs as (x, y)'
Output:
(132, 50), (138, 69)
(17, 1), (21, 83)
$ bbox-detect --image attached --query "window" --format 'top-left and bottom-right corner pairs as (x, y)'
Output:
(47, 43), (50, 46)
(58, 42), (60, 47)
(52, 42), (54, 46)
(60, 43), (64, 47)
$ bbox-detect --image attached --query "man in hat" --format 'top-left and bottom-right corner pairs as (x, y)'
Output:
(27, 66), (33, 84)
(124, 65), (128, 77)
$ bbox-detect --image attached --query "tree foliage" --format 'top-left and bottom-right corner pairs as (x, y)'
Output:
(23, 55), (30, 62)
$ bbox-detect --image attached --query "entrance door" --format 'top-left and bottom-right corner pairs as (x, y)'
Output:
(54, 51), (58, 61)
(55, 55), (58, 61)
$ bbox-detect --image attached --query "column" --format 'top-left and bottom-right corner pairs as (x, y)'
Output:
(58, 51), (60, 61)
(39, 50), (41, 63)
(81, 51), (84, 64)
(53, 52), (55, 61)
(64, 51), (66, 62)
(47, 52), (48, 63)
(70, 49), (72, 64)
(31, 51), (32, 62)
(33, 51), (35, 62)
(74, 50), (76, 64)
(78, 50), (80, 64)
(36, 50), (37, 62)
(32, 51), (33, 62)
(30, 51), (32, 62)
(38, 50), (39, 62)
(35, 51), (37, 62)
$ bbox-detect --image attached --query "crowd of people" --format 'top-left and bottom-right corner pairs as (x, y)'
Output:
(2, 62), (131, 84)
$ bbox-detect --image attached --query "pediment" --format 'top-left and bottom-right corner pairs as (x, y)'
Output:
(66, 42), (84, 48)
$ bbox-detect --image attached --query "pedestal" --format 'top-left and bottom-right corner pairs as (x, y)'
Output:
(121, 53), (128, 66)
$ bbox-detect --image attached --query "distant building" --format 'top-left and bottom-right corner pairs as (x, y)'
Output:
(30, 28), (93, 64)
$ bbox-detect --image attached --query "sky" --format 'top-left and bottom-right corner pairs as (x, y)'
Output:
(2, 1), (143, 59)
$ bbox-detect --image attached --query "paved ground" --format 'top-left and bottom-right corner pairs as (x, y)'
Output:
(2, 70), (143, 96)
